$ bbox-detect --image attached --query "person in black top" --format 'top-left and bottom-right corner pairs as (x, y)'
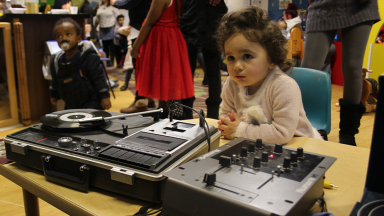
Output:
(180, 0), (227, 119)
(50, 18), (111, 110)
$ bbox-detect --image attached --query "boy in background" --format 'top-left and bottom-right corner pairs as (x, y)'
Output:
(114, 14), (125, 68)
(50, 18), (111, 110)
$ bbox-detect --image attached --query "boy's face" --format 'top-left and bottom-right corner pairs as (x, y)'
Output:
(224, 33), (275, 94)
(118, 17), (124, 26)
(54, 22), (81, 52)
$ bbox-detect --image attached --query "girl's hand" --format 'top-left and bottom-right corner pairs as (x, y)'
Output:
(218, 110), (242, 139)
(131, 48), (140, 58)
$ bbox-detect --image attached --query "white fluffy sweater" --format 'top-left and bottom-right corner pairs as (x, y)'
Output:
(220, 68), (322, 144)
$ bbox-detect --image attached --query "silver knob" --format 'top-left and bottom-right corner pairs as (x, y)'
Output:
(83, 144), (91, 154)
(94, 139), (101, 150)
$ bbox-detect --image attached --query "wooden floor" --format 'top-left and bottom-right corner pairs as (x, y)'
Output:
(0, 68), (376, 215)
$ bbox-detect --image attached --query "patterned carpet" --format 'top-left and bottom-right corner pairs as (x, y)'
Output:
(107, 67), (225, 119)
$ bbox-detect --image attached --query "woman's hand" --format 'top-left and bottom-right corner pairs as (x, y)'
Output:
(131, 47), (140, 58)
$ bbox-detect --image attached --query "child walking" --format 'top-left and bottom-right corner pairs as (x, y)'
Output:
(114, 14), (125, 68)
(216, 6), (322, 144)
(50, 18), (111, 110)
(130, 0), (194, 119)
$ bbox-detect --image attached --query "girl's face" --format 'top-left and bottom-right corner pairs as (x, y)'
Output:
(54, 22), (81, 52)
(224, 33), (275, 95)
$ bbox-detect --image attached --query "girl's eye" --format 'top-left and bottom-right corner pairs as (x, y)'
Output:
(227, 56), (234, 61)
(244, 54), (253, 60)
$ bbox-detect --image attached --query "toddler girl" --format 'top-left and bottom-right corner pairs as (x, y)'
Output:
(216, 6), (322, 144)
(131, 0), (194, 119)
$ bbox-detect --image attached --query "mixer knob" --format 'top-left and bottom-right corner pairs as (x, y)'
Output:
(261, 151), (269, 163)
(283, 157), (291, 169)
(253, 156), (261, 169)
(94, 139), (101, 150)
(72, 141), (78, 151)
(58, 137), (72, 148)
(83, 144), (91, 154)
(297, 147), (304, 159)
(219, 155), (231, 167)
(248, 143), (256, 153)
(203, 173), (216, 186)
(291, 152), (298, 164)
(80, 137), (87, 147)
(256, 139), (263, 149)
(274, 143), (283, 154)
(240, 146), (248, 158)
(232, 154), (237, 164)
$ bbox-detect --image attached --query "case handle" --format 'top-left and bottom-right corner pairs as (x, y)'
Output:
(41, 155), (90, 192)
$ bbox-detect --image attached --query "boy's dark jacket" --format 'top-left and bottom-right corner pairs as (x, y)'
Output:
(49, 41), (110, 109)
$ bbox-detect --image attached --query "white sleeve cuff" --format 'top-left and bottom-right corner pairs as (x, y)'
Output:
(234, 122), (248, 138)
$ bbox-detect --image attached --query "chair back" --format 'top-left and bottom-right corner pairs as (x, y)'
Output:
(289, 67), (332, 134)
(291, 27), (304, 61)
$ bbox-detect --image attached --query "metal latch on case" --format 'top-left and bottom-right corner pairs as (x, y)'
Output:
(10, 141), (29, 155)
(110, 167), (135, 185)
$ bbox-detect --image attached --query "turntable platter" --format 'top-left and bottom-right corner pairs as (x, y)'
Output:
(40, 109), (112, 129)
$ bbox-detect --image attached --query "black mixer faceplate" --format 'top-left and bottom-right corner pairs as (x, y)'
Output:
(40, 109), (112, 129)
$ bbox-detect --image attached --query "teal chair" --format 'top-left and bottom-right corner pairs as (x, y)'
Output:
(288, 67), (332, 138)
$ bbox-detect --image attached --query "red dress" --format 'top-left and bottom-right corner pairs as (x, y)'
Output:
(135, 0), (195, 101)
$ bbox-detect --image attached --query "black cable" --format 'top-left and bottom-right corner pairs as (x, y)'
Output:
(174, 102), (211, 152)
(319, 191), (327, 212)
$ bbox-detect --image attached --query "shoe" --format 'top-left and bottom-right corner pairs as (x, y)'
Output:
(109, 79), (118, 83)
(117, 64), (123, 68)
(120, 85), (128, 91)
(148, 98), (156, 108)
(110, 82), (119, 88)
(120, 99), (148, 113)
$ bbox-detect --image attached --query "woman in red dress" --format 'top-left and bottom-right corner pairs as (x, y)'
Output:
(131, 0), (195, 119)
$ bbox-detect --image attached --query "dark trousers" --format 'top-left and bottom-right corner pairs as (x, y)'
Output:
(202, 48), (222, 119)
(114, 44), (121, 65)
(102, 39), (114, 63)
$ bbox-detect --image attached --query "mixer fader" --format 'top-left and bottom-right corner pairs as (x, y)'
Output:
(163, 137), (336, 216)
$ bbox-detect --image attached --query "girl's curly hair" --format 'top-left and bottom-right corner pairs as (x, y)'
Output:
(215, 6), (292, 72)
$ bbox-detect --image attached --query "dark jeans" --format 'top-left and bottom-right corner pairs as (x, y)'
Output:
(202, 48), (222, 119)
(114, 44), (121, 65)
(102, 39), (114, 63)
